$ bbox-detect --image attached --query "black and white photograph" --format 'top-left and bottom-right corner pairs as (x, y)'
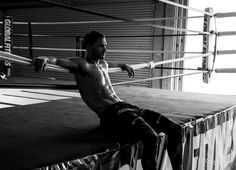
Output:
(0, 0), (235, 169)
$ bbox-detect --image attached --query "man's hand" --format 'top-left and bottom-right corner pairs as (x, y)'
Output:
(0, 72), (7, 80)
(120, 64), (134, 77)
(34, 56), (49, 72)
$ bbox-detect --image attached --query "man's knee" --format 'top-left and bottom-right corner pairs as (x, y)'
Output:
(132, 117), (160, 142)
(140, 109), (181, 133)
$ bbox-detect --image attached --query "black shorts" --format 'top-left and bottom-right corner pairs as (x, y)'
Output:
(99, 101), (144, 142)
(100, 101), (142, 123)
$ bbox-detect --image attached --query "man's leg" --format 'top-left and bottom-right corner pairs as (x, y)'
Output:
(140, 109), (183, 170)
(100, 110), (163, 170)
(99, 102), (167, 170)
(117, 111), (163, 170)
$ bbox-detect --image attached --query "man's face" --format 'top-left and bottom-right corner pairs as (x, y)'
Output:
(90, 37), (107, 60)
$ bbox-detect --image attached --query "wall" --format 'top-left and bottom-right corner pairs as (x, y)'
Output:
(1, 0), (188, 89)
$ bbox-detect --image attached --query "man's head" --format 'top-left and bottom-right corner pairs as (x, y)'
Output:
(84, 31), (107, 60)
(84, 31), (106, 49)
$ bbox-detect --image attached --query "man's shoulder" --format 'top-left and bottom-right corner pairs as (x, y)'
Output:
(67, 57), (89, 66)
(65, 57), (91, 73)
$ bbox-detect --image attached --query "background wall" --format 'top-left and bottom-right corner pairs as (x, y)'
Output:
(6, 2), (153, 87)
(1, 0), (188, 89)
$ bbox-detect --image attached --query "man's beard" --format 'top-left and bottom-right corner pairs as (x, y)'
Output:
(96, 53), (106, 59)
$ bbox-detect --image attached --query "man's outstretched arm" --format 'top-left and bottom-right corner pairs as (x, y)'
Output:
(34, 56), (78, 73)
(108, 62), (134, 77)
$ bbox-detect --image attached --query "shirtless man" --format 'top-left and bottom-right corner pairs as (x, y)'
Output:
(34, 31), (182, 170)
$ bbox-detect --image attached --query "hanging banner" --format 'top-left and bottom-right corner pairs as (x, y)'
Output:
(202, 8), (213, 83)
(183, 106), (236, 170)
(3, 16), (12, 53)
(1, 16), (13, 76)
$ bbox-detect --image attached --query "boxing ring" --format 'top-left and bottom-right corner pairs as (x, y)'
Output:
(0, 85), (236, 170)
(1, 0), (236, 169)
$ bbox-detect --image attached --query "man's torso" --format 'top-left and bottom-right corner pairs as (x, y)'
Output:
(70, 57), (121, 116)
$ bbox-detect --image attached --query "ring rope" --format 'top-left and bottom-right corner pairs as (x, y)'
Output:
(155, 66), (203, 71)
(3, 33), (205, 38)
(141, 23), (210, 34)
(215, 12), (236, 18)
(13, 46), (86, 52)
(154, 67), (236, 73)
(2, 46), (235, 56)
(159, 0), (213, 16)
(11, 46), (203, 54)
(218, 31), (236, 36)
(2, 12), (234, 26)
(38, 0), (210, 35)
(109, 53), (212, 72)
(0, 51), (211, 74)
(7, 16), (203, 25)
(107, 49), (202, 54)
(0, 50), (208, 85)
(38, 0), (142, 24)
(217, 50), (236, 55)
(112, 71), (207, 86)
(0, 51), (67, 73)
(0, 13), (234, 26)
(1, 51), (236, 79)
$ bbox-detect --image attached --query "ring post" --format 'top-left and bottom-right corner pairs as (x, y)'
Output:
(76, 36), (85, 58)
(202, 8), (214, 83)
(1, 16), (13, 77)
(28, 22), (33, 60)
